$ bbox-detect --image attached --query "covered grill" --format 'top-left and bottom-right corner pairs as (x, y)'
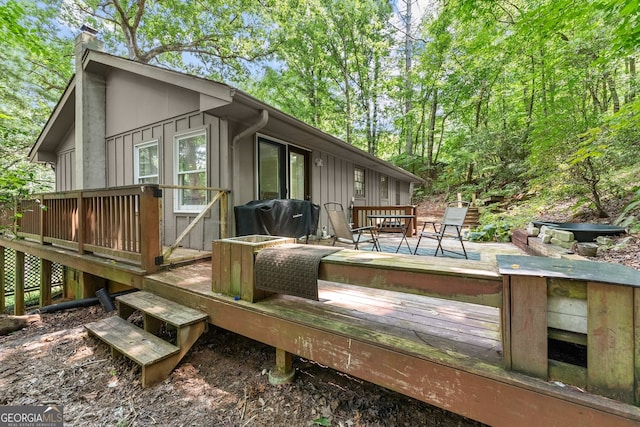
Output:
(234, 199), (320, 240)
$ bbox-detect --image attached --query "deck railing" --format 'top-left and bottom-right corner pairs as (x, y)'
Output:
(12, 185), (231, 273)
(15, 185), (162, 273)
(352, 205), (417, 236)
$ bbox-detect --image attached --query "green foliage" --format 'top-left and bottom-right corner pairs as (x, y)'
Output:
(615, 187), (640, 233)
(466, 223), (512, 243)
(312, 417), (331, 426)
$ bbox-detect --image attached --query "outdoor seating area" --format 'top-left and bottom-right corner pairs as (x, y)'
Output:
(326, 201), (473, 259)
(324, 202), (380, 251)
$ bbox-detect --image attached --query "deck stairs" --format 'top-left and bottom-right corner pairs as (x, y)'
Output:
(85, 291), (208, 387)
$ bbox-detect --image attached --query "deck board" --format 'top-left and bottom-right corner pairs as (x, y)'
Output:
(142, 259), (640, 427)
(148, 261), (502, 365)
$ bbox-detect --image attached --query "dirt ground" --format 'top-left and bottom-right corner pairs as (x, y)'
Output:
(1, 198), (638, 426)
(0, 305), (483, 426)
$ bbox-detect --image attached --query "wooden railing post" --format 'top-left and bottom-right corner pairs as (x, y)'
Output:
(220, 190), (228, 239)
(78, 192), (85, 255)
(140, 185), (161, 274)
(14, 250), (25, 315)
(0, 246), (4, 313)
(39, 195), (45, 244)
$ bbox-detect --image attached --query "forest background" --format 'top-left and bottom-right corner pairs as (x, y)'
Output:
(1, 0), (639, 231)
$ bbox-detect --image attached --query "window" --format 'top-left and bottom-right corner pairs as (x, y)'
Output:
(134, 140), (159, 184)
(174, 130), (207, 212)
(258, 138), (285, 199)
(289, 146), (310, 200)
(354, 167), (365, 198)
(380, 175), (388, 199)
(257, 136), (310, 200)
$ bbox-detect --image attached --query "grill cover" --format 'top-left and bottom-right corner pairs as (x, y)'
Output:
(235, 199), (320, 239)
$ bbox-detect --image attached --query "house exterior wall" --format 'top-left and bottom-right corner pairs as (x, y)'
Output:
(46, 59), (417, 250)
(104, 111), (225, 251)
(105, 69), (200, 137)
(56, 128), (75, 191)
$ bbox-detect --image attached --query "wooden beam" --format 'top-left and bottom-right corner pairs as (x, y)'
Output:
(269, 347), (295, 384)
(319, 255), (502, 308)
(0, 237), (145, 289)
(39, 259), (52, 307)
(220, 191), (228, 239)
(14, 251), (25, 315)
(139, 186), (160, 274)
(144, 280), (640, 427)
(501, 274), (512, 369)
(635, 288), (640, 406)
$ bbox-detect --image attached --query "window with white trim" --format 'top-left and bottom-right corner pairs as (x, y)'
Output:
(134, 140), (159, 184)
(174, 130), (207, 212)
(354, 167), (365, 198)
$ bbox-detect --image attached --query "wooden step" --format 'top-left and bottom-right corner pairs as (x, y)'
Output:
(86, 292), (208, 387)
(116, 291), (208, 327)
(85, 316), (179, 367)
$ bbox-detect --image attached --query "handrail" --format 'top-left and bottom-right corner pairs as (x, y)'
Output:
(160, 186), (229, 260)
(11, 184), (231, 272)
(13, 185), (161, 272)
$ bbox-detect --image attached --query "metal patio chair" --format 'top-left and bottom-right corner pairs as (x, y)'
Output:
(324, 202), (380, 251)
(413, 201), (470, 259)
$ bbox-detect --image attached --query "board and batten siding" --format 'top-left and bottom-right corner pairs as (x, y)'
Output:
(311, 150), (408, 233)
(105, 111), (225, 250)
(55, 127), (76, 191)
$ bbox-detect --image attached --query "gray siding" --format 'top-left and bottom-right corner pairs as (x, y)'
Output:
(56, 128), (76, 191)
(105, 111), (224, 250)
(105, 68), (200, 137)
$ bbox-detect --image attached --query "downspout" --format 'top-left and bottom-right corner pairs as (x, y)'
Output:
(230, 109), (269, 212)
(231, 109), (269, 150)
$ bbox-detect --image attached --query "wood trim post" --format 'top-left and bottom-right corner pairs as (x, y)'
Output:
(634, 288), (640, 406)
(39, 258), (52, 307)
(220, 190), (228, 239)
(77, 192), (85, 255)
(269, 347), (295, 385)
(501, 275), (512, 369)
(14, 250), (25, 315)
(587, 282), (635, 404)
(39, 195), (45, 244)
(0, 246), (5, 313)
(509, 276), (548, 378)
(139, 186), (160, 273)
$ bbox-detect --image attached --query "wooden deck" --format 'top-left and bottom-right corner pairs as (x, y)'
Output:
(143, 259), (640, 427)
(3, 230), (640, 426)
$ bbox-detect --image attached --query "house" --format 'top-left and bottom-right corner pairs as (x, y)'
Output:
(28, 30), (422, 251)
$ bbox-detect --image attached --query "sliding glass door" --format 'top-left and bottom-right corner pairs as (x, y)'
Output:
(257, 137), (310, 200)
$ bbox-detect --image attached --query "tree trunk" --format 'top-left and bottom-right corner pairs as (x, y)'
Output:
(404, 0), (413, 155)
(627, 57), (636, 102)
(607, 74), (620, 113)
(427, 89), (438, 179)
(475, 80), (486, 128)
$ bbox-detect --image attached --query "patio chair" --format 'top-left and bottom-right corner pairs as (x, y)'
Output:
(413, 201), (470, 259)
(324, 202), (380, 251)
